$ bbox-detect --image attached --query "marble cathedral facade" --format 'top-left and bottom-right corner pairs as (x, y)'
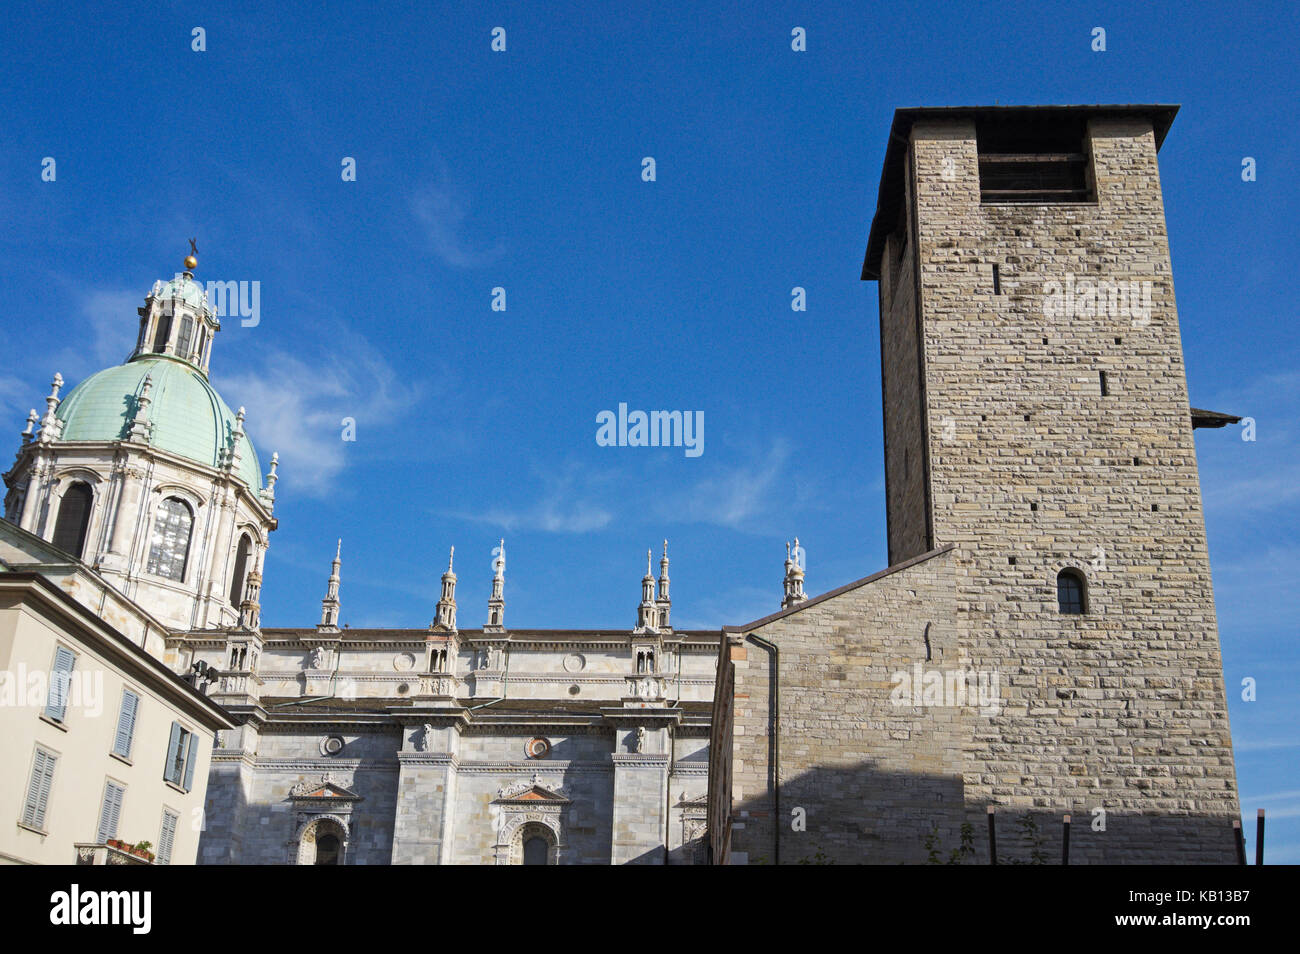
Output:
(2, 251), (717, 865)
(188, 541), (719, 866)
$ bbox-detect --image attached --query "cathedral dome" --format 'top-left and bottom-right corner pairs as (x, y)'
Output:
(153, 272), (209, 309)
(55, 355), (262, 490)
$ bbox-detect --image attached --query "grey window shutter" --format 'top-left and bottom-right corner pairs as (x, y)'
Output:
(44, 647), (76, 721)
(113, 690), (139, 758)
(22, 749), (56, 829)
(97, 781), (124, 843)
(158, 812), (178, 865)
(182, 730), (197, 791)
(164, 722), (182, 784)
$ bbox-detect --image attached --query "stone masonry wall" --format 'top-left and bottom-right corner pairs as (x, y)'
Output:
(901, 116), (1239, 861)
(880, 164), (931, 564)
(721, 547), (963, 864)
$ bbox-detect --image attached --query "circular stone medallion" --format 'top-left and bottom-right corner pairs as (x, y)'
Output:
(525, 737), (552, 760)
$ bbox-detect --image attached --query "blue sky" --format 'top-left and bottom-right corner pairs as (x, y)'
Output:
(1, 1), (1295, 860)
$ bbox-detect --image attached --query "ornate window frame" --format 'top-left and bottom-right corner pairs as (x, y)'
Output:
(286, 775), (363, 865)
(492, 774), (569, 865)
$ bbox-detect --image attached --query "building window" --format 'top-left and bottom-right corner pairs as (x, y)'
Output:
(157, 810), (179, 865)
(229, 534), (252, 606)
(977, 117), (1093, 204)
(151, 313), (171, 353)
(51, 481), (93, 559)
(21, 747), (57, 831)
(1057, 569), (1087, 615)
(296, 817), (347, 865)
(96, 780), (126, 844)
(112, 689), (139, 760)
(316, 833), (341, 865)
(523, 836), (549, 866)
(163, 722), (197, 790)
(509, 821), (557, 865)
(177, 316), (194, 359)
(147, 497), (193, 582)
(43, 646), (76, 723)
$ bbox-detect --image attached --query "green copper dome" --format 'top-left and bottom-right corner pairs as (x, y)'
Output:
(55, 356), (262, 491)
(154, 273), (209, 309)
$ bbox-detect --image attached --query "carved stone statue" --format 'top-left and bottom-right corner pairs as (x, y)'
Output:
(635, 726), (646, 753)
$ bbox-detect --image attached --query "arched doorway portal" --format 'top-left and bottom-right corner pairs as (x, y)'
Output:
(296, 816), (348, 865)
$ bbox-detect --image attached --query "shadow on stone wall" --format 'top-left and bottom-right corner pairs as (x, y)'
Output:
(721, 762), (1239, 865)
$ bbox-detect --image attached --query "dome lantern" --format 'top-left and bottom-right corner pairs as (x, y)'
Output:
(131, 242), (220, 377)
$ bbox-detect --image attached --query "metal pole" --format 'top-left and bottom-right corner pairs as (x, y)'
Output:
(1256, 809), (1265, 866)
(1233, 819), (1246, 866)
(987, 805), (997, 865)
(1062, 814), (1071, 866)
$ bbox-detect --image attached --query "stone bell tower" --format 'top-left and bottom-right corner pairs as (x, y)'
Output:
(862, 105), (1240, 861)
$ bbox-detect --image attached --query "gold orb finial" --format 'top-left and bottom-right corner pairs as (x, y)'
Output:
(184, 237), (198, 272)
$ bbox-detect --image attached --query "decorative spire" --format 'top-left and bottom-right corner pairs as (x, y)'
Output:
(782, 537), (807, 609)
(239, 548), (263, 632)
(20, 409), (38, 444)
(485, 538), (506, 632)
(656, 539), (671, 630)
(184, 237), (198, 274)
(318, 539), (342, 631)
(636, 547), (658, 633)
(433, 546), (458, 632)
(37, 373), (64, 444)
(265, 452), (280, 494)
(224, 406), (246, 471)
(126, 373), (154, 442)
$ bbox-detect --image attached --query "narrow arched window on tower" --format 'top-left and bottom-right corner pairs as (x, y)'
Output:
(177, 316), (194, 359)
(1056, 569), (1086, 615)
(52, 482), (93, 559)
(147, 497), (193, 582)
(229, 534), (252, 606)
(151, 312), (172, 353)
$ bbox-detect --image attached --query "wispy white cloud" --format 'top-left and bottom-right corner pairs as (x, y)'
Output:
(453, 464), (615, 533)
(1234, 739), (1300, 752)
(410, 156), (505, 268)
(657, 439), (793, 531)
(216, 327), (418, 498)
(451, 440), (803, 537)
(39, 288), (142, 385)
